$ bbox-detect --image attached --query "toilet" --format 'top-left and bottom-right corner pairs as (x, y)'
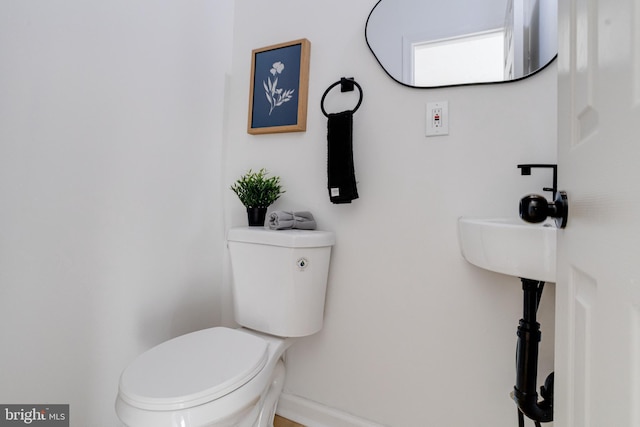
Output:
(115, 227), (335, 427)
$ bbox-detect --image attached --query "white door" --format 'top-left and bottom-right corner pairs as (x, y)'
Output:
(556, 0), (640, 426)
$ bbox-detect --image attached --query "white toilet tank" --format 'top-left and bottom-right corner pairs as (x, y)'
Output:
(227, 227), (335, 337)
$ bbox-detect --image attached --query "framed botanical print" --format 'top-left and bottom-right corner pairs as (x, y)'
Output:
(247, 39), (310, 135)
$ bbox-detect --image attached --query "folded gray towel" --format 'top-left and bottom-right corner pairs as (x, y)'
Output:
(268, 211), (317, 230)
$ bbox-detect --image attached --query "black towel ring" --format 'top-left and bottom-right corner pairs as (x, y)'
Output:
(321, 77), (363, 117)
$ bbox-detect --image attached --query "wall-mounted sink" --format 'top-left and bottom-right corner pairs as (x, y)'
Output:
(457, 217), (557, 282)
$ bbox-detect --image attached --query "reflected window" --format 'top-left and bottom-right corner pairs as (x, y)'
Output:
(413, 30), (505, 87)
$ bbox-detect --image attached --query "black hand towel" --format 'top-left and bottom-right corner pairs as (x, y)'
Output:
(327, 110), (359, 203)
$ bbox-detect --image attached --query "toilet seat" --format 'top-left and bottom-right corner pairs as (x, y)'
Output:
(118, 327), (269, 411)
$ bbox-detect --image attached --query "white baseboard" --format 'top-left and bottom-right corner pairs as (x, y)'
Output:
(276, 393), (387, 427)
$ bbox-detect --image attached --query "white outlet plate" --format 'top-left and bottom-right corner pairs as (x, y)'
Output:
(426, 101), (449, 136)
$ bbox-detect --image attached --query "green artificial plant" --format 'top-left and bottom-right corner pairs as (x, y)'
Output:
(230, 168), (285, 208)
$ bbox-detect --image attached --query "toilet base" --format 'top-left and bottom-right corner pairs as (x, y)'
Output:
(256, 359), (286, 427)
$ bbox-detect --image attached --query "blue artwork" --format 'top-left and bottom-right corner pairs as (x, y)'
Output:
(251, 43), (302, 129)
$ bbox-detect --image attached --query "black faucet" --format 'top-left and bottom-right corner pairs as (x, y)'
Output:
(517, 164), (557, 199)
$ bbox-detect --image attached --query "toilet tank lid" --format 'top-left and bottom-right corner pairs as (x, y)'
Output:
(227, 227), (335, 248)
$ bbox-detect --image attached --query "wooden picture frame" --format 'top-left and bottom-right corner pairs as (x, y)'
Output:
(247, 39), (310, 135)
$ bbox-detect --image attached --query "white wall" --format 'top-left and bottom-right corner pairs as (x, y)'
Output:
(225, 1), (557, 426)
(0, 1), (233, 425)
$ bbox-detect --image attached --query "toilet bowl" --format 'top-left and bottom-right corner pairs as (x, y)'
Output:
(116, 228), (335, 427)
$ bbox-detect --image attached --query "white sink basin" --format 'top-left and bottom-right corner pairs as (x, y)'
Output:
(457, 217), (557, 282)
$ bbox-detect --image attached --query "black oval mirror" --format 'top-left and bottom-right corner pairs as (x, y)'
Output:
(365, 0), (557, 88)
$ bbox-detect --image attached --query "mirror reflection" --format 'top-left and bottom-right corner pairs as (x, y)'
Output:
(365, 0), (557, 88)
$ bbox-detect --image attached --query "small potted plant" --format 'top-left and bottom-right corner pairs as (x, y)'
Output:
(230, 168), (285, 226)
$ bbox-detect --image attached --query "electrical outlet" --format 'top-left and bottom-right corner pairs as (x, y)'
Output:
(426, 101), (449, 136)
